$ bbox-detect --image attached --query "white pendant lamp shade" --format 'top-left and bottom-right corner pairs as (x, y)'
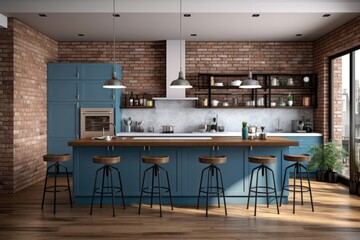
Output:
(170, 71), (192, 88)
(239, 71), (261, 89)
(103, 0), (126, 89)
(169, 0), (192, 89)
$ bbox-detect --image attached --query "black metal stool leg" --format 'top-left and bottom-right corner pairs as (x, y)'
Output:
(156, 165), (162, 217)
(112, 165), (126, 210)
(265, 166), (269, 208)
(254, 167), (261, 216)
(215, 165), (221, 208)
(197, 166), (208, 209)
(247, 166), (257, 209)
(298, 163), (304, 205)
(162, 167), (174, 210)
(107, 167), (115, 217)
(53, 163), (58, 214)
(41, 165), (51, 210)
(217, 166), (227, 215)
(150, 165), (156, 208)
(267, 166), (280, 214)
(205, 167), (211, 217)
(292, 164), (297, 214)
(90, 168), (101, 215)
(303, 164), (315, 212)
(100, 166), (106, 208)
(138, 167), (148, 214)
(63, 165), (73, 208)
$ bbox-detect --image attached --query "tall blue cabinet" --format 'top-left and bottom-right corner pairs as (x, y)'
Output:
(47, 63), (122, 171)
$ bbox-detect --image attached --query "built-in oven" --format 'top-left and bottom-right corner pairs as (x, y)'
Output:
(80, 108), (114, 138)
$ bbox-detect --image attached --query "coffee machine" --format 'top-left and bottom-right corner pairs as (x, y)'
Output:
(292, 119), (312, 133)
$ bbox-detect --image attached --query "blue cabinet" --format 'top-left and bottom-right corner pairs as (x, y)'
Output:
(47, 63), (122, 172)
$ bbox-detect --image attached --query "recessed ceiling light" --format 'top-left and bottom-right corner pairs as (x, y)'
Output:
(78, 33), (85, 37)
(252, 14), (260, 17)
(38, 13), (47, 17)
(322, 14), (331, 17)
(190, 33), (197, 37)
(112, 14), (120, 17)
(184, 14), (191, 17)
(296, 34), (302, 37)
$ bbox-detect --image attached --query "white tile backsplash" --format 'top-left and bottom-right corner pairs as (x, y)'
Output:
(121, 100), (313, 133)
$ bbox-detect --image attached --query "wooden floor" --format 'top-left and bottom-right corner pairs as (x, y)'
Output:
(1, 179), (360, 240)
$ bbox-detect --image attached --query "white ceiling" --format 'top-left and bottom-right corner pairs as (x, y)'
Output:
(1, 0), (360, 41)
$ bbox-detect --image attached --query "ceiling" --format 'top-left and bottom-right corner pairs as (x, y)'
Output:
(1, 0), (360, 42)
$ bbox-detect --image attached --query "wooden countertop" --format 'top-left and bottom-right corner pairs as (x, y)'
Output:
(68, 136), (298, 147)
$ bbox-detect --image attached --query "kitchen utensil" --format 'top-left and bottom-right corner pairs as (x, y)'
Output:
(105, 135), (113, 141)
(162, 125), (174, 133)
(259, 126), (267, 140)
(211, 99), (219, 107)
(231, 80), (242, 86)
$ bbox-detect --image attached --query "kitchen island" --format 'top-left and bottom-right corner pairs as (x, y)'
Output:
(68, 136), (299, 205)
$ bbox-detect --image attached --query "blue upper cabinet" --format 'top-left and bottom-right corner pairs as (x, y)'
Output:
(48, 63), (80, 80)
(82, 63), (122, 80)
(80, 81), (116, 102)
(48, 81), (79, 101)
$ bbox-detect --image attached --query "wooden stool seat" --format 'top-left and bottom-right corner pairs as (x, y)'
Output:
(283, 154), (311, 162)
(249, 155), (276, 164)
(142, 156), (169, 165)
(43, 154), (71, 162)
(93, 156), (120, 165)
(199, 156), (227, 165)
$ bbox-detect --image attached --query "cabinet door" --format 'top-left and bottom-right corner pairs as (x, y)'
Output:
(215, 146), (247, 196)
(48, 81), (79, 101)
(140, 146), (181, 196)
(112, 147), (142, 196)
(181, 147), (212, 196)
(81, 64), (114, 80)
(48, 63), (80, 80)
(48, 138), (74, 171)
(48, 102), (79, 138)
(80, 81), (115, 102)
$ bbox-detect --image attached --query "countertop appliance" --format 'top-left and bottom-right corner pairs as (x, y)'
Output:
(292, 120), (312, 133)
(80, 108), (114, 138)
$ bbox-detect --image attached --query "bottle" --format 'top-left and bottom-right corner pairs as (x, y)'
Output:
(134, 95), (139, 106)
(129, 91), (134, 106)
(139, 94), (144, 106)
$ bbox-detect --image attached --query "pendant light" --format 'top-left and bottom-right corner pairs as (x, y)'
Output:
(239, 2), (261, 89)
(103, 0), (126, 89)
(170, 0), (192, 88)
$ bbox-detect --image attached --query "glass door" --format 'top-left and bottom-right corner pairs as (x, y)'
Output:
(355, 49), (360, 180)
(331, 54), (350, 178)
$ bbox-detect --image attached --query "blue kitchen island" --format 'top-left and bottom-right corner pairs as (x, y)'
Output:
(68, 136), (311, 205)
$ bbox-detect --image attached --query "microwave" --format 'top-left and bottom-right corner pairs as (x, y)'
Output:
(80, 108), (114, 138)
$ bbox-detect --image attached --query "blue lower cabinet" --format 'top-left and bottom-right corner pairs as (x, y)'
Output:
(72, 145), (292, 205)
(181, 147), (212, 196)
(112, 147), (142, 196)
(73, 147), (108, 199)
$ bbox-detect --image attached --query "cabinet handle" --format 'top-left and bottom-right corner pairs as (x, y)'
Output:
(77, 94), (80, 100)
(249, 146), (253, 151)
(76, 72), (80, 78)
(107, 146), (110, 151)
(143, 146), (151, 151)
(212, 146), (215, 151)
(77, 134), (79, 139)
(76, 102), (79, 108)
(217, 146), (220, 151)
(112, 94), (115, 100)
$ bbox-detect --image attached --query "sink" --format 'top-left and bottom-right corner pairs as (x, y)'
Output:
(133, 137), (212, 140)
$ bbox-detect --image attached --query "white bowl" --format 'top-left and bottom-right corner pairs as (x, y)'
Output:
(214, 82), (223, 86)
(231, 80), (242, 86)
(211, 100), (219, 106)
(271, 102), (276, 107)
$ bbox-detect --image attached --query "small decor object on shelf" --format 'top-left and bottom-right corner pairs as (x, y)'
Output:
(287, 94), (293, 106)
(242, 121), (248, 140)
(303, 76), (310, 86)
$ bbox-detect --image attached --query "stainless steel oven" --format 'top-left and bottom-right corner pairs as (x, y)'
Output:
(80, 108), (114, 138)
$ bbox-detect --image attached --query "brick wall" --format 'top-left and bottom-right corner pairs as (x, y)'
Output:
(314, 16), (360, 143)
(332, 58), (343, 142)
(58, 41), (166, 97)
(0, 18), (58, 193)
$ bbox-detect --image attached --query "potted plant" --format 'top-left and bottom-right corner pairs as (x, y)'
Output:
(242, 121), (248, 139)
(307, 141), (347, 183)
(287, 94), (293, 106)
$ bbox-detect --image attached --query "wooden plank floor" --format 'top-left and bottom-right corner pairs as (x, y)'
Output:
(1, 178), (360, 240)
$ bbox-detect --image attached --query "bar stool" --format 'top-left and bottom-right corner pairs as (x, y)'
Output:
(280, 154), (314, 214)
(138, 156), (173, 217)
(247, 155), (279, 216)
(90, 155), (125, 217)
(196, 156), (227, 217)
(41, 154), (73, 214)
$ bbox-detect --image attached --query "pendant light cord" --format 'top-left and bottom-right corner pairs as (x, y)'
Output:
(179, 0), (182, 72)
(248, 0), (251, 73)
(113, 0), (116, 67)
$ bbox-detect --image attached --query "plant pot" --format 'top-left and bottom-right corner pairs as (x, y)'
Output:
(316, 170), (326, 182)
(349, 181), (358, 194)
(328, 171), (338, 183)
(242, 127), (248, 140)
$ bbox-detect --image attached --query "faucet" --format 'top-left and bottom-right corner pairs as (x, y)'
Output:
(102, 122), (116, 137)
(275, 118), (283, 132)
